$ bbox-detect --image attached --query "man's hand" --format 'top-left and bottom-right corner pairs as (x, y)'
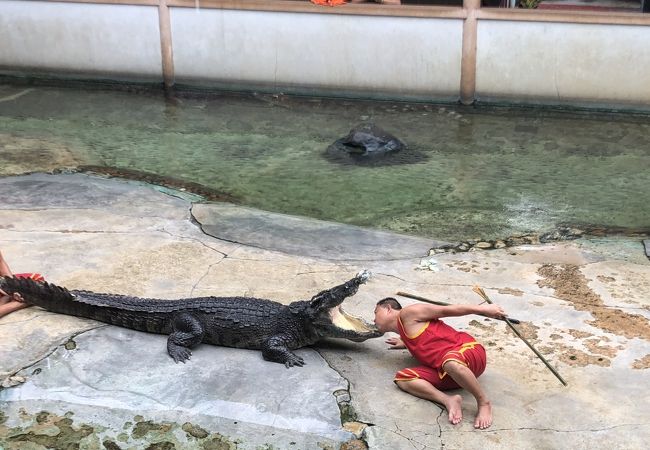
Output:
(385, 336), (406, 350)
(0, 288), (23, 303)
(479, 304), (506, 320)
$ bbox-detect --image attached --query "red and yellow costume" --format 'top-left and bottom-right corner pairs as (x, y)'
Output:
(14, 273), (45, 282)
(394, 316), (486, 390)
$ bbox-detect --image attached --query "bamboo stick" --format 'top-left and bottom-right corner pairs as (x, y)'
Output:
(396, 291), (521, 324)
(472, 286), (567, 387)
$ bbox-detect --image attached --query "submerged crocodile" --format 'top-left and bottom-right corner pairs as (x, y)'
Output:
(1, 271), (382, 367)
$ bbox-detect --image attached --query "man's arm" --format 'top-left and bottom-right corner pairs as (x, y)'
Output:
(401, 303), (506, 323)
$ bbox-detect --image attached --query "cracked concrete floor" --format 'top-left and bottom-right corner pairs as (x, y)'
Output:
(0, 173), (649, 450)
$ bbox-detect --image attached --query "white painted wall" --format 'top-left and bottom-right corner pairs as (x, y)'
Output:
(170, 8), (463, 97)
(0, 1), (161, 78)
(476, 21), (650, 105)
(1, 1), (649, 107)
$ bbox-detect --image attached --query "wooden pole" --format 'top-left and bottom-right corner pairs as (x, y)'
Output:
(472, 285), (568, 386)
(396, 291), (521, 324)
(158, 0), (175, 90)
(460, 0), (480, 105)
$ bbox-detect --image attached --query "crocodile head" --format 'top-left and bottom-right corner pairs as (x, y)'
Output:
(290, 277), (383, 342)
(323, 303), (383, 342)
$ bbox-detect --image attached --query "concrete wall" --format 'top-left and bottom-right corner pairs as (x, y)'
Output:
(0, 1), (649, 108)
(476, 20), (650, 105)
(170, 9), (462, 97)
(0, 1), (161, 79)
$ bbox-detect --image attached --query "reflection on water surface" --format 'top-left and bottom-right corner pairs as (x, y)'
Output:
(0, 83), (648, 241)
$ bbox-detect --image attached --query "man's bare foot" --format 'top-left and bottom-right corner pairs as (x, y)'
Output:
(445, 394), (463, 425)
(474, 401), (492, 429)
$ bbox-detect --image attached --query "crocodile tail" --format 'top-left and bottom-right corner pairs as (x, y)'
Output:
(1, 276), (170, 334)
(1, 276), (77, 312)
(1, 276), (115, 324)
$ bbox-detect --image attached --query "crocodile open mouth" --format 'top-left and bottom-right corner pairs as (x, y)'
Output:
(330, 305), (378, 332)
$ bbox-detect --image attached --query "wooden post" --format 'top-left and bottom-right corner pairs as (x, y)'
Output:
(158, 0), (175, 90)
(460, 0), (480, 105)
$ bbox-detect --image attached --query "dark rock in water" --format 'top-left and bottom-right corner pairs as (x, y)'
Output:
(328, 123), (406, 157)
(323, 123), (429, 166)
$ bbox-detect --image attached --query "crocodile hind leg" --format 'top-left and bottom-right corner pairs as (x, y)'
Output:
(167, 312), (205, 363)
(262, 335), (305, 368)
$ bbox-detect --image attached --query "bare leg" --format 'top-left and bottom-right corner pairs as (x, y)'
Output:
(443, 361), (492, 429)
(0, 252), (31, 318)
(0, 298), (29, 318)
(0, 293), (11, 306)
(396, 379), (464, 425)
(0, 291), (27, 318)
(0, 250), (12, 277)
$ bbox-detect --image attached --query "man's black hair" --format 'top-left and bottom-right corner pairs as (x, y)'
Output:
(376, 297), (402, 310)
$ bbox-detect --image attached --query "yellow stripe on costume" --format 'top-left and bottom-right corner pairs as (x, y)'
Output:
(399, 317), (430, 339)
(438, 342), (478, 379)
(458, 341), (478, 353)
(395, 369), (420, 382)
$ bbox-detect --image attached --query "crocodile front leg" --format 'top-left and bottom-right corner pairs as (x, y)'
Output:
(262, 335), (305, 368)
(166, 312), (205, 363)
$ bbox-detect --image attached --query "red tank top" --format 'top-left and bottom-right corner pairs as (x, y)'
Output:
(397, 315), (476, 368)
(14, 273), (45, 282)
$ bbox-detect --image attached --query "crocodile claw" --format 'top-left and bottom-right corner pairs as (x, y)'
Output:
(284, 354), (305, 368)
(169, 346), (192, 364)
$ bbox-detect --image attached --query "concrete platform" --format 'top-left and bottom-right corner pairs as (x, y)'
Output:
(1, 173), (649, 449)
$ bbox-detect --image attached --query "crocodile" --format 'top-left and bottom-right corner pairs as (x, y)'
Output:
(0, 271), (382, 367)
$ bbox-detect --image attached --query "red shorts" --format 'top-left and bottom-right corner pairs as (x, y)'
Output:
(394, 343), (487, 391)
(14, 273), (45, 282)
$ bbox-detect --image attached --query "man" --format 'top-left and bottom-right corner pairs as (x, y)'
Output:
(0, 250), (45, 318)
(373, 296), (506, 429)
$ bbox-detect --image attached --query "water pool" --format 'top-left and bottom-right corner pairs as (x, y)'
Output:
(1, 83), (648, 241)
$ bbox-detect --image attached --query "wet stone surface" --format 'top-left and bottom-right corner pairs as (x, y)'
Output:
(430, 225), (650, 255)
(0, 408), (245, 450)
(0, 327), (353, 449)
(0, 172), (649, 450)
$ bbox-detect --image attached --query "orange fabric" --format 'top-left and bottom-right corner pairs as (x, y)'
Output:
(394, 345), (487, 391)
(310, 0), (347, 6)
(397, 317), (476, 369)
(14, 273), (45, 282)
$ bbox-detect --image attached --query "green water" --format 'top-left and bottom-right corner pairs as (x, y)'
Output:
(0, 83), (648, 241)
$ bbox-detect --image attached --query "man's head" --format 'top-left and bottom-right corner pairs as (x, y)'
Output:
(373, 297), (402, 333)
